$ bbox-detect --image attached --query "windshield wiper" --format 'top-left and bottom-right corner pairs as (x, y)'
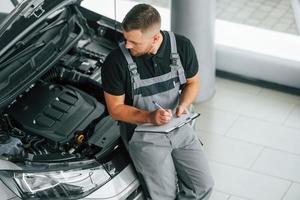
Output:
(0, 42), (45, 69)
(32, 19), (66, 38)
(0, 18), (65, 65)
(22, 19), (66, 45)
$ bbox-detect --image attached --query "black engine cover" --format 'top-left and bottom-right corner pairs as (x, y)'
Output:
(8, 83), (105, 143)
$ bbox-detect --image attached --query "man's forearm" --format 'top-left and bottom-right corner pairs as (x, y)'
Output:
(179, 74), (200, 108)
(179, 84), (199, 107)
(109, 104), (152, 125)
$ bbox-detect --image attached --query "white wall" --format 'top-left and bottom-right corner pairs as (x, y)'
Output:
(216, 20), (300, 89)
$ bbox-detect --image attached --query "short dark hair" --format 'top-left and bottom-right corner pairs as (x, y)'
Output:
(122, 4), (161, 32)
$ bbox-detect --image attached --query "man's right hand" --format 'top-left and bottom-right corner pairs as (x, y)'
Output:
(104, 92), (173, 125)
(150, 109), (173, 125)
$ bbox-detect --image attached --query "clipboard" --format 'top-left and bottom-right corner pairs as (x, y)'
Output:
(135, 113), (200, 133)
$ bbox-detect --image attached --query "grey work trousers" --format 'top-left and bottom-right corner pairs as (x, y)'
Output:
(128, 124), (214, 200)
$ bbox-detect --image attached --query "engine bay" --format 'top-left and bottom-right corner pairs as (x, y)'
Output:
(0, 6), (123, 163)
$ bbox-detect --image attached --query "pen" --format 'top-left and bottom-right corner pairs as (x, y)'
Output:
(152, 101), (166, 111)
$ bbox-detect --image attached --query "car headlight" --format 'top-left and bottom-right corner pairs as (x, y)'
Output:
(13, 165), (111, 199)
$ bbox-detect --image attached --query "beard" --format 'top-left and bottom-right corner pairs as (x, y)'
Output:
(130, 44), (155, 57)
(130, 49), (144, 57)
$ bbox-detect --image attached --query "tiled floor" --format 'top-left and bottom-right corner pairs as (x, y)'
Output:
(216, 0), (299, 35)
(193, 78), (300, 200)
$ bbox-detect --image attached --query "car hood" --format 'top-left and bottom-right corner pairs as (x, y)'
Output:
(0, 0), (82, 109)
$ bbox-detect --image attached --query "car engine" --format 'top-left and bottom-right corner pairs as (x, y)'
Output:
(0, 34), (121, 163)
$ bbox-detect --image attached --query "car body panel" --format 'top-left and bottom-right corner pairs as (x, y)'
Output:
(84, 165), (142, 200)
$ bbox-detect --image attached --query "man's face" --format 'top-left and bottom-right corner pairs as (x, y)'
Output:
(123, 29), (155, 56)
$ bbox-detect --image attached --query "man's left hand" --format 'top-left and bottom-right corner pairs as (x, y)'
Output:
(175, 104), (188, 117)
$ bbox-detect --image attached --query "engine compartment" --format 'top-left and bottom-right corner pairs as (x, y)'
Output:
(0, 6), (123, 163)
(8, 83), (105, 143)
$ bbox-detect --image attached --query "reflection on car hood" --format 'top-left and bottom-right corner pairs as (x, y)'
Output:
(0, 0), (81, 109)
(0, 0), (80, 53)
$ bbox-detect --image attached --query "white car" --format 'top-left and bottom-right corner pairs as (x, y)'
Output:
(0, 0), (143, 199)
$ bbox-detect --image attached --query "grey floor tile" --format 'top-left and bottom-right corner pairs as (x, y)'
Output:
(230, 18), (244, 24)
(278, 2), (290, 8)
(231, 3), (246, 10)
(210, 190), (230, 200)
(245, 18), (261, 26)
(258, 88), (300, 105)
(268, 9), (286, 18)
(264, 1), (278, 7)
(210, 161), (290, 200)
(261, 17), (280, 28)
(225, 6), (242, 14)
(281, 14), (295, 22)
(261, 18), (278, 26)
(197, 131), (263, 168)
(235, 11), (252, 21)
(245, 1), (260, 8)
(284, 105), (300, 129)
(228, 196), (250, 200)
(219, 0), (231, 3)
(221, 13), (235, 21)
(279, 17), (294, 25)
(259, 5), (273, 12)
(201, 86), (293, 124)
(273, 23), (291, 31)
(252, 148), (300, 182)
(283, 183), (300, 200)
(283, 11), (295, 19)
(193, 106), (239, 135)
(215, 78), (262, 95)
(261, 23), (273, 29)
(250, 11), (268, 21)
(217, 3), (227, 10)
(217, 2), (230, 10)
(286, 28), (299, 34)
(226, 116), (300, 155)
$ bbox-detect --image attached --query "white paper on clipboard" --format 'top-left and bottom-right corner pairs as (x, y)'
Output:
(135, 113), (200, 133)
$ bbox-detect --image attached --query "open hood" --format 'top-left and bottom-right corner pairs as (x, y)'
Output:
(0, 0), (83, 109)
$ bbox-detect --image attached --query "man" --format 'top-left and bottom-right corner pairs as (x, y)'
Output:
(101, 4), (214, 200)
